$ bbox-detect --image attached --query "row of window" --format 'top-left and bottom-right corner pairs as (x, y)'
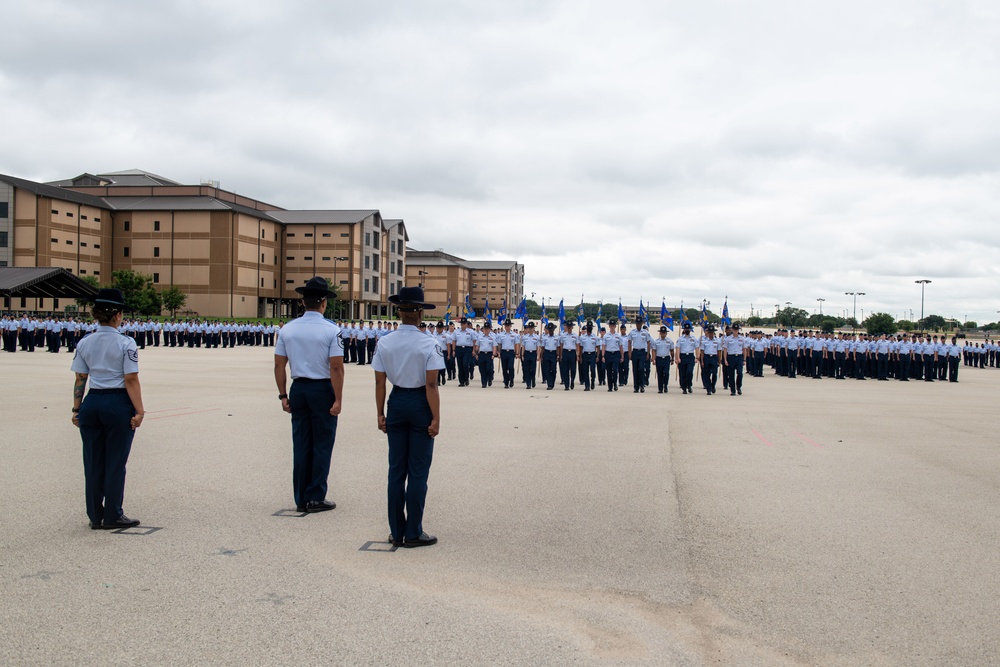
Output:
(50, 209), (102, 223)
(286, 232), (351, 238)
(49, 238), (101, 249)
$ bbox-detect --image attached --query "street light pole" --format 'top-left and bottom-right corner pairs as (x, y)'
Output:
(915, 279), (931, 330)
(845, 292), (865, 332)
(817, 298), (825, 315)
(333, 256), (348, 319)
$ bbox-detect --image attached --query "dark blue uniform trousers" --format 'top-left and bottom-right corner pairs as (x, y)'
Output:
(604, 352), (620, 390)
(457, 347), (473, 385)
(522, 350), (537, 387)
(78, 389), (136, 525)
(289, 379), (338, 508)
(560, 350), (577, 389)
(542, 349), (557, 388)
(631, 351), (647, 391)
(386, 387), (434, 542)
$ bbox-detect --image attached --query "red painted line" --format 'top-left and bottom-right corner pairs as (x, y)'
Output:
(750, 428), (774, 447)
(145, 407), (193, 414)
(793, 431), (824, 448)
(146, 408), (220, 421)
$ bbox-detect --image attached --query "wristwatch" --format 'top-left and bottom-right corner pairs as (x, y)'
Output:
(278, 394), (288, 400)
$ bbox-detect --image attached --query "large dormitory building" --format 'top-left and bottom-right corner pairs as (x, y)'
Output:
(0, 169), (524, 319)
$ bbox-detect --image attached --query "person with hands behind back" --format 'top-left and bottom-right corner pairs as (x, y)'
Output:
(70, 288), (146, 530)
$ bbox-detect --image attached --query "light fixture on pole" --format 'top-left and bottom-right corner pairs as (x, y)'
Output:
(915, 279), (931, 330)
(817, 298), (825, 315)
(844, 292), (864, 331)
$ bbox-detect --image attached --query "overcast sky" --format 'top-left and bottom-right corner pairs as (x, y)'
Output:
(3, 1), (999, 322)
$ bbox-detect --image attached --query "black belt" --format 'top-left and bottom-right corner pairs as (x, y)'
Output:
(293, 377), (330, 383)
(89, 388), (127, 395)
(392, 386), (425, 393)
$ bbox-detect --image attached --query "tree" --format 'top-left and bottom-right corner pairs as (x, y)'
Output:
(963, 321), (977, 329)
(820, 318), (837, 334)
(922, 314), (946, 332)
(864, 312), (897, 337)
(111, 270), (162, 316)
(75, 275), (101, 309)
(746, 315), (764, 327)
(322, 278), (343, 320)
(161, 285), (188, 317)
(897, 320), (915, 332)
(845, 317), (858, 328)
(776, 307), (809, 327)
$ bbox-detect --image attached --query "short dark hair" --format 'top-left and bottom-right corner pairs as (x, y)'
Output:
(302, 296), (326, 309)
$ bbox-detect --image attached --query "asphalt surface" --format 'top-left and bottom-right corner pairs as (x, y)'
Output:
(1, 346), (998, 666)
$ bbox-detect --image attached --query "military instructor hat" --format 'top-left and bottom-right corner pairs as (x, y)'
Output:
(659, 325), (668, 333)
(295, 276), (338, 298)
(504, 318), (513, 325)
(92, 288), (126, 307)
(389, 285), (436, 310)
(525, 321), (536, 328)
(545, 322), (556, 330)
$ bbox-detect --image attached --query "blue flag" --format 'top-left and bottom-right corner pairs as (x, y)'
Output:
(497, 297), (507, 325)
(638, 299), (647, 325)
(558, 299), (565, 325)
(514, 297), (528, 326)
(595, 301), (603, 330)
(618, 300), (626, 323)
(700, 302), (708, 328)
(721, 299), (731, 325)
(680, 302), (689, 326)
(577, 298), (585, 326)
(445, 296), (452, 325)
(661, 299), (673, 331)
(464, 294), (476, 319)
(541, 299), (549, 327)
(484, 296), (492, 325)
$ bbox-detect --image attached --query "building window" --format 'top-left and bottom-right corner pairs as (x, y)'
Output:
(52, 209), (59, 215)
(93, 271), (100, 276)
(274, 232), (278, 241)
(153, 273), (160, 283)
(373, 234), (379, 249)
(94, 244), (101, 249)
(390, 262), (395, 275)
(94, 217), (101, 223)
(124, 247), (130, 257)
(399, 243), (403, 256)
(123, 221), (130, 231)
(153, 247), (160, 257)
(340, 233), (348, 237)
(261, 278), (264, 287)
(397, 260), (402, 275)
(372, 277), (379, 293)
(154, 220), (160, 231)
(274, 257), (277, 265)
(66, 212), (73, 217)
(287, 233), (295, 237)
(274, 279), (277, 288)
(364, 256), (370, 269)
(304, 233), (313, 237)
(304, 256), (312, 261)
(81, 214), (87, 220)
(373, 255), (379, 271)
(80, 242), (87, 247)
(322, 256), (330, 261)
(286, 279), (294, 284)
(390, 282), (395, 295)
(80, 269), (86, 274)
(261, 230), (265, 239)
(0, 231), (7, 247)
(322, 233), (331, 237)
(390, 240), (395, 253)
(66, 240), (73, 245)
(287, 256), (294, 261)
(0, 202), (8, 218)
(51, 238), (58, 243)
(261, 253), (265, 262)
(364, 278), (370, 292)
(365, 232), (370, 246)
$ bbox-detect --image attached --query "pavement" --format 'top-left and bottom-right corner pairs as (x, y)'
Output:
(1, 346), (998, 666)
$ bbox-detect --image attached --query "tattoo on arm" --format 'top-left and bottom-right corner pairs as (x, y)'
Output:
(74, 374), (87, 400)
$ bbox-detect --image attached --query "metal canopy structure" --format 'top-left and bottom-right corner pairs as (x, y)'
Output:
(0, 267), (99, 300)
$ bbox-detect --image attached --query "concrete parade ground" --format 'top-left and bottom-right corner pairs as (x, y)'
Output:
(1, 345), (999, 666)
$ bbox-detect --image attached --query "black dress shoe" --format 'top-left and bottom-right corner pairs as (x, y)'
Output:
(402, 532), (438, 548)
(388, 535), (403, 547)
(101, 515), (140, 530)
(305, 500), (336, 513)
(90, 522), (103, 530)
(296, 505), (307, 512)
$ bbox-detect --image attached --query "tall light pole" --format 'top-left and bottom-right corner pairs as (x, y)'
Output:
(817, 298), (825, 315)
(845, 292), (864, 332)
(915, 279), (931, 331)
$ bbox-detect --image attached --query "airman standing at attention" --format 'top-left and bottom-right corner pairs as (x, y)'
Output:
(435, 321), (450, 386)
(519, 322), (540, 389)
(444, 322), (458, 381)
(372, 286), (443, 549)
(618, 324), (631, 388)
(273, 277), (345, 514)
(698, 325), (721, 395)
(651, 325), (675, 394)
(948, 336), (961, 382)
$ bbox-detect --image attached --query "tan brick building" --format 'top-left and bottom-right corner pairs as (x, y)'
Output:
(405, 249), (524, 320)
(0, 170), (408, 319)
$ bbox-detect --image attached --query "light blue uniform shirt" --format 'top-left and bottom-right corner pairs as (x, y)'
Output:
(71, 326), (139, 389)
(372, 324), (445, 388)
(274, 311), (343, 380)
